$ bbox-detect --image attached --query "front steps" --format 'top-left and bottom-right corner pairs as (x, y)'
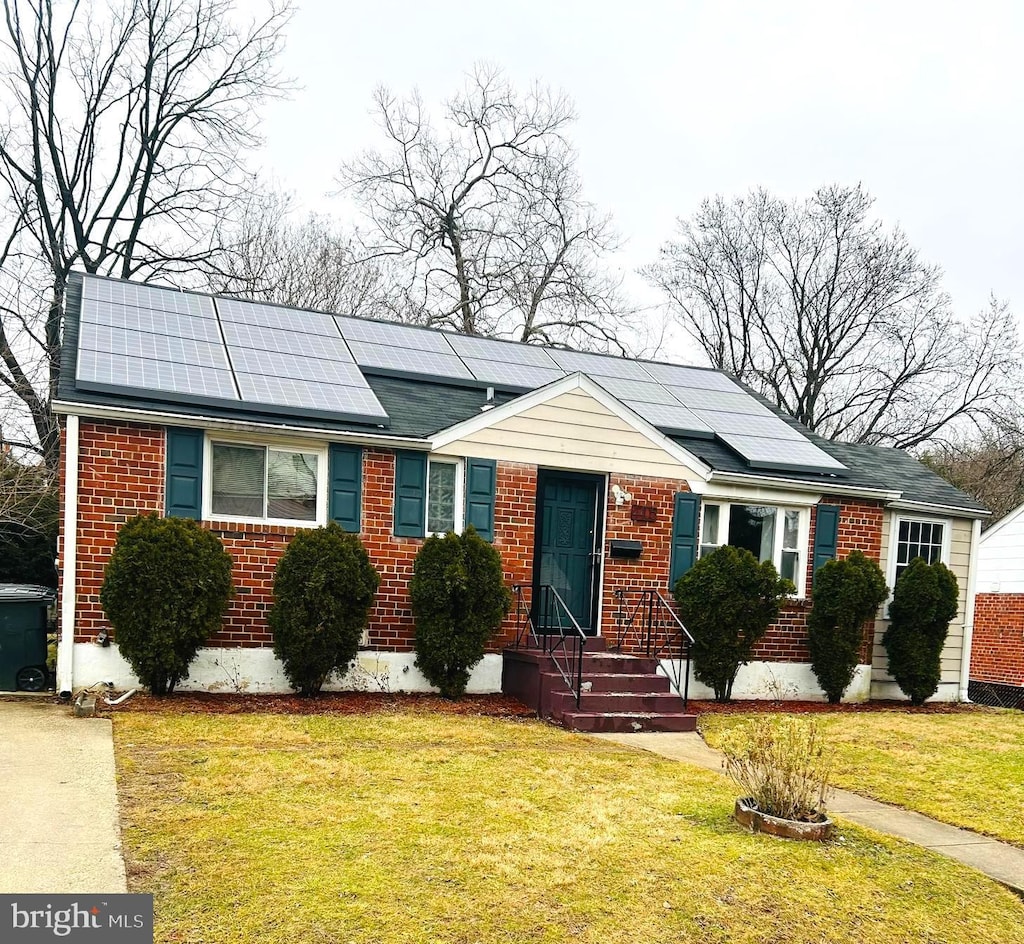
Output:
(502, 637), (697, 733)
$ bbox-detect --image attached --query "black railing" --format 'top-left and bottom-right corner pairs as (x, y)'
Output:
(611, 587), (694, 707)
(513, 584), (587, 708)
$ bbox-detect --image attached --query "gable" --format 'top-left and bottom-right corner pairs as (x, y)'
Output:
(434, 388), (703, 480)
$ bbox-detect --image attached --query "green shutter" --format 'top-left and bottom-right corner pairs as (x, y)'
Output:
(813, 504), (841, 582)
(329, 444), (362, 532)
(669, 492), (701, 589)
(464, 458), (497, 542)
(394, 451), (427, 537)
(166, 427), (203, 519)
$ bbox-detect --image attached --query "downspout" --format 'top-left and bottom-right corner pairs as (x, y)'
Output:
(57, 414), (79, 697)
(959, 517), (982, 702)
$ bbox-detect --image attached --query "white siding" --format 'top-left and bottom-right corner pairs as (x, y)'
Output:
(438, 389), (701, 479)
(871, 514), (973, 697)
(977, 505), (1024, 592)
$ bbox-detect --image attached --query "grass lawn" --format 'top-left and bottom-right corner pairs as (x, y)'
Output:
(114, 710), (1024, 944)
(699, 709), (1024, 846)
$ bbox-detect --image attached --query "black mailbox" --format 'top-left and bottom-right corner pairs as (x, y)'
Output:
(608, 539), (643, 559)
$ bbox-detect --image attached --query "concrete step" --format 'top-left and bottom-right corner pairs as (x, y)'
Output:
(551, 690), (687, 717)
(560, 711), (698, 734)
(577, 672), (672, 694)
(580, 652), (660, 674)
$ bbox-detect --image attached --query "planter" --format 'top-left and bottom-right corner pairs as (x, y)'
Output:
(734, 797), (834, 841)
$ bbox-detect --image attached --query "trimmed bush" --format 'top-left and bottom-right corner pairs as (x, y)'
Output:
(269, 522), (380, 696)
(807, 550), (889, 703)
(720, 716), (835, 820)
(673, 545), (793, 702)
(883, 557), (959, 705)
(410, 526), (511, 700)
(100, 513), (233, 695)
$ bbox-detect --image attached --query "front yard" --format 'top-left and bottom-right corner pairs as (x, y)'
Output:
(699, 709), (1024, 846)
(114, 709), (1024, 944)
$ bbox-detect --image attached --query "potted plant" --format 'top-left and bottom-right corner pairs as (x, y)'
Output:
(719, 716), (836, 841)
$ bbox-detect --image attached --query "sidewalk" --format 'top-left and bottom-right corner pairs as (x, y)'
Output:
(0, 698), (127, 893)
(593, 730), (1024, 897)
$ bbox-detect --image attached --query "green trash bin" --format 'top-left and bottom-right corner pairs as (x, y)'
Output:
(0, 584), (55, 692)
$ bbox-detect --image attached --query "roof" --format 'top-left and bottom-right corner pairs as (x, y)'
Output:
(55, 272), (987, 516)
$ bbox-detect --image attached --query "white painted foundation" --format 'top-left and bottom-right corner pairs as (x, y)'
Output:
(869, 679), (960, 703)
(659, 659), (874, 703)
(71, 643), (503, 695)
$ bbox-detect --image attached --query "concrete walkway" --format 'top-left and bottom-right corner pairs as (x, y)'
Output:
(593, 731), (1024, 897)
(0, 698), (127, 893)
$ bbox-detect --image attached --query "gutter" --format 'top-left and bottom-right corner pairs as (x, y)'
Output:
(51, 399), (431, 450)
(57, 415), (79, 697)
(888, 498), (991, 520)
(708, 470), (901, 502)
(960, 517), (982, 702)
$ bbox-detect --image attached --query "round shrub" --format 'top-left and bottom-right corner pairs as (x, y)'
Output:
(100, 513), (233, 695)
(269, 522), (380, 696)
(807, 550), (889, 704)
(883, 557), (959, 705)
(410, 526), (511, 700)
(673, 545), (793, 702)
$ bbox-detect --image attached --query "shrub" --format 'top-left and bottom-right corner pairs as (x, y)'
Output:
(100, 514), (233, 695)
(673, 545), (793, 702)
(410, 526), (511, 700)
(883, 557), (959, 705)
(807, 550), (889, 703)
(719, 716), (835, 821)
(269, 522), (380, 696)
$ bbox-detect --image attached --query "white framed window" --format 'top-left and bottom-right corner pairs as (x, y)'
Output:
(890, 516), (950, 588)
(700, 502), (809, 595)
(205, 437), (328, 526)
(426, 458), (464, 536)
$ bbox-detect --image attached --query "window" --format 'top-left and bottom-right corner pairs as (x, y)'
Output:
(209, 441), (324, 523)
(426, 459), (463, 535)
(893, 517), (947, 586)
(701, 502), (808, 592)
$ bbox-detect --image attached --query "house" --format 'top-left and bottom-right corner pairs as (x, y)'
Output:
(52, 272), (987, 709)
(969, 504), (1024, 708)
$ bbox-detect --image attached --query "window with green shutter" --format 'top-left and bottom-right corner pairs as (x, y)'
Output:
(166, 427), (203, 519)
(394, 451), (427, 537)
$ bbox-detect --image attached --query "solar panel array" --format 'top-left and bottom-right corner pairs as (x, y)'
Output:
(74, 275), (846, 474)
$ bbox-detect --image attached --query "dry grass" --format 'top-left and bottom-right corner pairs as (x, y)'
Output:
(114, 711), (1024, 944)
(700, 709), (1024, 845)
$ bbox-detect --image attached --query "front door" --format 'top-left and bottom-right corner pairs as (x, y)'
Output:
(534, 471), (603, 634)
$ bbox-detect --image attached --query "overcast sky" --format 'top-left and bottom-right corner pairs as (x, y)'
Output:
(256, 0), (1023, 358)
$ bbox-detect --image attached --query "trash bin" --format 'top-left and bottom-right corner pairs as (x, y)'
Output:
(0, 584), (56, 692)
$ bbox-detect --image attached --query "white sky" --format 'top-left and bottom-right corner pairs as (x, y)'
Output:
(257, 0), (1023, 357)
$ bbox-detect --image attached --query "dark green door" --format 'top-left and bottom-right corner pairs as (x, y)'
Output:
(535, 472), (602, 633)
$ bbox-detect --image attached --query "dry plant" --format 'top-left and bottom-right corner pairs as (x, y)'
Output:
(719, 716), (835, 821)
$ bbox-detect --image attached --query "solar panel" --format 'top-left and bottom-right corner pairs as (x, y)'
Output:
(222, 321), (352, 359)
(547, 349), (653, 381)
(444, 333), (562, 368)
(690, 410), (806, 440)
(83, 276), (213, 317)
(665, 386), (774, 416)
(79, 325), (227, 368)
(337, 316), (457, 353)
(230, 347), (368, 386)
(718, 433), (846, 472)
(346, 339), (475, 380)
(461, 357), (566, 390)
(235, 373), (387, 419)
(640, 362), (743, 392)
(593, 376), (680, 405)
(78, 350), (237, 399)
(81, 301), (223, 343)
(622, 400), (714, 436)
(217, 297), (339, 336)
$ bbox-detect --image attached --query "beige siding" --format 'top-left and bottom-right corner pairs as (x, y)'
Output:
(438, 390), (702, 479)
(871, 514), (973, 693)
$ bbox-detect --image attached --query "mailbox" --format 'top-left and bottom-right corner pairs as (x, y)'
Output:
(608, 540), (643, 559)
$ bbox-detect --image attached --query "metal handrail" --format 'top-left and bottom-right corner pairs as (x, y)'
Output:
(513, 583), (587, 708)
(611, 587), (694, 707)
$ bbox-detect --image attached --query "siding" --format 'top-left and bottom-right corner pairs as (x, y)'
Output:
(871, 514), (972, 690)
(438, 390), (701, 479)
(977, 507), (1024, 592)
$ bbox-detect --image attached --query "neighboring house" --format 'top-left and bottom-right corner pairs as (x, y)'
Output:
(970, 504), (1024, 707)
(52, 273), (987, 702)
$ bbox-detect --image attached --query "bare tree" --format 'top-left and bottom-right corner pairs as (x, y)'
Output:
(644, 185), (1019, 448)
(339, 63), (633, 350)
(209, 188), (399, 320)
(0, 0), (291, 469)
(0, 449), (56, 583)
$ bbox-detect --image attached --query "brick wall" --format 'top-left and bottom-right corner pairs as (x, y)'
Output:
(971, 592), (1024, 687)
(63, 419), (889, 667)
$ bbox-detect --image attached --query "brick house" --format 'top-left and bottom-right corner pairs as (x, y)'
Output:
(969, 505), (1024, 707)
(53, 273), (987, 713)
